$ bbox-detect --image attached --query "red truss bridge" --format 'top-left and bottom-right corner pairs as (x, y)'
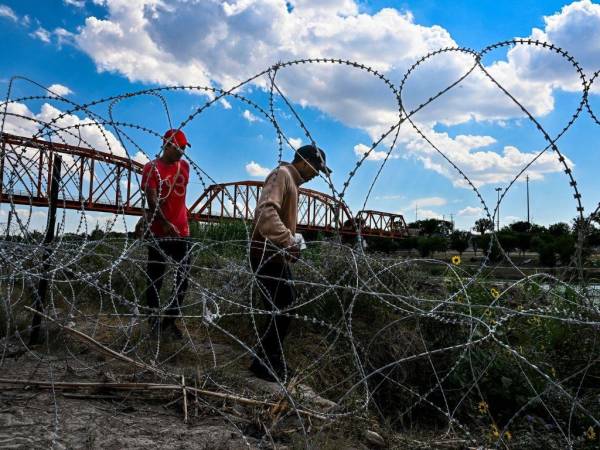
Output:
(0, 133), (408, 238)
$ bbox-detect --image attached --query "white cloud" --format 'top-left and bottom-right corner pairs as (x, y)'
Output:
(69, 0), (596, 126)
(458, 206), (483, 217)
(0, 4), (17, 22)
(133, 151), (150, 164)
(31, 27), (51, 43)
(289, 0), (358, 16)
(408, 197), (447, 208)
(220, 98), (232, 109)
(70, 1), (579, 125)
(242, 109), (261, 123)
(54, 27), (76, 47)
(66, 0), (588, 186)
(505, 0), (600, 90)
(245, 161), (271, 177)
(411, 208), (443, 220)
(289, 137), (302, 149)
(403, 126), (572, 188)
(374, 194), (403, 201)
(503, 215), (522, 224)
(398, 197), (447, 221)
(47, 84), (74, 97)
(76, 5), (212, 88)
(1, 101), (127, 158)
(354, 143), (397, 161)
(64, 0), (86, 7)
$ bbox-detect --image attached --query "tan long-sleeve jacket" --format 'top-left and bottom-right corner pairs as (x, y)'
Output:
(251, 163), (303, 260)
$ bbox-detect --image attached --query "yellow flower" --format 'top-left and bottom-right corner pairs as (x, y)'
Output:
(490, 288), (500, 299)
(451, 255), (461, 265)
(550, 367), (556, 378)
(504, 431), (512, 441)
(490, 424), (500, 439)
(478, 400), (489, 414)
(528, 316), (542, 326)
(587, 426), (596, 441)
(456, 295), (464, 304)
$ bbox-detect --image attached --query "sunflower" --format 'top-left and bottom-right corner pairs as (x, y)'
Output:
(477, 400), (489, 414)
(587, 426), (597, 441)
(490, 424), (500, 439)
(451, 255), (461, 265)
(490, 288), (500, 299)
(504, 431), (512, 441)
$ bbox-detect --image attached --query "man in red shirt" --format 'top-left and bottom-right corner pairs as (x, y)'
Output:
(141, 129), (191, 339)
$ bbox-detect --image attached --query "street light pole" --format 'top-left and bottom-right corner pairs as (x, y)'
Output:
(495, 187), (502, 232)
(526, 174), (530, 224)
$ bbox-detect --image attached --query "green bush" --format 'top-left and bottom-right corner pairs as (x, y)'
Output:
(449, 231), (470, 256)
(190, 220), (250, 242)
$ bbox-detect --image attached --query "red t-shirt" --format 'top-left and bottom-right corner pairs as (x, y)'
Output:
(141, 159), (190, 237)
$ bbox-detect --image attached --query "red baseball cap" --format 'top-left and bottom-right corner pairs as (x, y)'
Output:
(163, 129), (191, 148)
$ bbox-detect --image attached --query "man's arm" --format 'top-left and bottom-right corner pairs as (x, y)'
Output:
(255, 170), (295, 249)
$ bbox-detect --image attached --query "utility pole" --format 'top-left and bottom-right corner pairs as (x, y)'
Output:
(526, 174), (530, 224)
(495, 187), (502, 232)
(415, 203), (418, 222)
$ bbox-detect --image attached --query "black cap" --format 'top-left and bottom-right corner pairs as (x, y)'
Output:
(295, 144), (332, 175)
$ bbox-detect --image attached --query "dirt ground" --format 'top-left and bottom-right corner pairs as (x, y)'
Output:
(0, 332), (361, 450)
(0, 348), (276, 449)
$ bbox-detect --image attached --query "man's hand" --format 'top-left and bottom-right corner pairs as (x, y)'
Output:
(134, 217), (145, 239)
(286, 244), (300, 263)
(162, 220), (180, 237)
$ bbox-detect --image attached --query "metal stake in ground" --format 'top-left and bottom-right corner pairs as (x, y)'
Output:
(29, 153), (62, 345)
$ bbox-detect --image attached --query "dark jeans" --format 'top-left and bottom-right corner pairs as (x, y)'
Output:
(145, 239), (190, 319)
(250, 254), (296, 368)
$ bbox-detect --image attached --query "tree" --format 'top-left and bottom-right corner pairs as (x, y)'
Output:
(498, 231), (518, 256)
(409, 219), (453, 237)
(471, 235), (480, 256)
(449, 231), (470, 256)
(90, 223), (104, 240)
(417, 236), (448, 257)
(479, 234), (503, 261)
(555, 235), (576, 264)
(510, 221), (531, 233)
(473, 218), (494, 235)
(538, 243), (556, 267)
(515, 232), (532, 256)
(548, 222), (570, 237)
(529, 223), (547, 234)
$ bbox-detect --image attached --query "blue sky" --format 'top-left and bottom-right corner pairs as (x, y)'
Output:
(1, 0), (600, 233)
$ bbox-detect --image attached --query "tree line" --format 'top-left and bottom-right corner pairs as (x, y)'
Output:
(366, 217), (600, 266)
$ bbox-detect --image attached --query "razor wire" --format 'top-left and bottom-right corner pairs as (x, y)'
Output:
(0, 39), (599, 449)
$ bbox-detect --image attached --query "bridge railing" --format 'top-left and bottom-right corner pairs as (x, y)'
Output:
(1, 133), (408, 237)
(0, 133), (145, 214)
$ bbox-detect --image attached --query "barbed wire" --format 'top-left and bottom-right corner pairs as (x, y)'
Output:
(1, 39), (600, 449)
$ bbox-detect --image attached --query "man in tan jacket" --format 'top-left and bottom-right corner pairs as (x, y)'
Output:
(249, 144), (332, 382)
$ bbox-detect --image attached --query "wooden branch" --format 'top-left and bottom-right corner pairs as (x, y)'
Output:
(23, 305), (169, 378)
(0, 378), (329, 420)
(182, 374), (188, 424)
(19, 308), (333, 422)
